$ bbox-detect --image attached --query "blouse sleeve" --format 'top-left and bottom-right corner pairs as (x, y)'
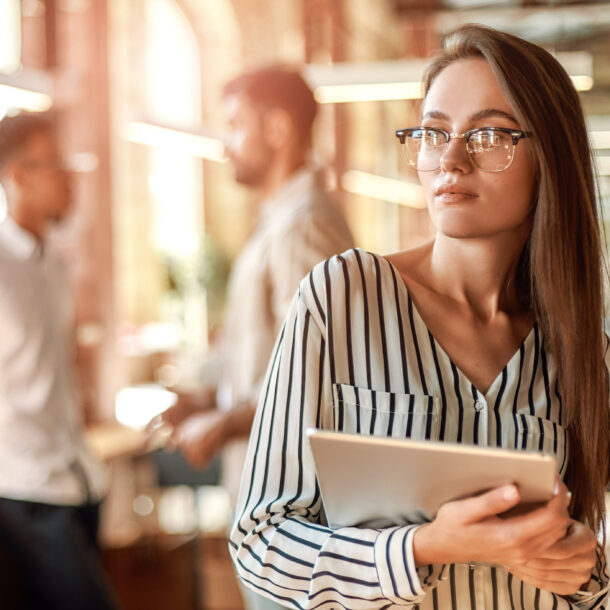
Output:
(228, 265), (445, 609)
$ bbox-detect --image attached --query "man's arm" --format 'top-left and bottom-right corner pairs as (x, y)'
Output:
(174, 401), (256, 470)
(152, 387), (217, 428)
(269, 203), (353, 330)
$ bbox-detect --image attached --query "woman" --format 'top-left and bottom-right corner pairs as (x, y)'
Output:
(229, 24), (609, 609)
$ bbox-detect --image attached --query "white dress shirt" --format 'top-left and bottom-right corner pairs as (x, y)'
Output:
(230, 248), (608, 609)
(0, 217), (107, 505)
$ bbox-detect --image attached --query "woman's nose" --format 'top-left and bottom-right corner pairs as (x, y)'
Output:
(438, 136), (473, 173)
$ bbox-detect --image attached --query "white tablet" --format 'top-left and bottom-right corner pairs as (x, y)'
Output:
(307, 429), (557, 528)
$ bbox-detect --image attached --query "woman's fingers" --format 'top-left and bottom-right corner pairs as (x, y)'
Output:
(417, 478), (574, 568)
(534, 520), (597, 559)
(489, 480), (570, 554)
(430, 480), (571, 566)
(513, 521), (597, 573)
(502, 519), (598, 595)
(507, 556), (593, 595)
(507, 567), (590, 596)
(440, 484), (521, 523)
(517, 550), (596, 572)
(448, 477), (568, 528)
(501, 507), (571, 558)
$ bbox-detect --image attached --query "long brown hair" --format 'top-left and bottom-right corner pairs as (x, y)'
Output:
(422, 24), (609, 532)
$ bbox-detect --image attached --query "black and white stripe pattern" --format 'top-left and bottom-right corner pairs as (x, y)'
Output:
(230, 248), (608, 609)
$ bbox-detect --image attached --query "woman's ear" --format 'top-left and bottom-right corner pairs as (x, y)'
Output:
(263, 108), (294, 150)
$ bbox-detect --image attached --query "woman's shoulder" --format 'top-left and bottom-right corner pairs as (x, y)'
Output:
(305, 245), (433, 294)
(299, 248), (404, 318)
(307, 247), (386, 286)
(384, 243), (433, 284)
(295, 249), (382, 332)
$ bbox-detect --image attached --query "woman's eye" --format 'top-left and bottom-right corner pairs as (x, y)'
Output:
(471, 132), (497, 149)
(422, 130), (444, 146)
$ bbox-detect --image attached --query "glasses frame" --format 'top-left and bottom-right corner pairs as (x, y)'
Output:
(395, 126), (530, 173)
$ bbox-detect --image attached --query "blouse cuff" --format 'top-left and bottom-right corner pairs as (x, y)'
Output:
(374, 525), (446, 604)
(566, 585), (608, 608)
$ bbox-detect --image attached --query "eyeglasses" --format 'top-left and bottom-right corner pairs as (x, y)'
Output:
(395, 126), (530, 172)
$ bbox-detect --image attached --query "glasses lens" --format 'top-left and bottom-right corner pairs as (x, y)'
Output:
(467, 129), (514, 171)
(404, 128), (446, 171)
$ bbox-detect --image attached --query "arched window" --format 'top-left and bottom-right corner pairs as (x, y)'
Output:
(144, 0), (203, 259)
(0, 0), (21, 75)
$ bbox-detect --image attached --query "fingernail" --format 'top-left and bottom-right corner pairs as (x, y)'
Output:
(503, 486), (518, 501)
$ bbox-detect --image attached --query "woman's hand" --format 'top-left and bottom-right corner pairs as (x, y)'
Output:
(503, 519), (597, 595)
(413, 478), (571, 570)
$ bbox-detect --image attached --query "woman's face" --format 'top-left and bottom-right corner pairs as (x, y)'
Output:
(418, 58), (536, 241)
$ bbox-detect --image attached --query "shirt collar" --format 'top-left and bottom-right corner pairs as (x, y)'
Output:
(258, 167), (316, 223)
(0, 216), (43, 260)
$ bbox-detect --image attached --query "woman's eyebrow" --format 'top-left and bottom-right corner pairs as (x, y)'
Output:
(422, 110), (448, 121)
(421, 108), (519, 123)
(469, 108), (518, 123)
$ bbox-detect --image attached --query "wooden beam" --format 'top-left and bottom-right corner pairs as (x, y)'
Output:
(44, 0), (57, 67)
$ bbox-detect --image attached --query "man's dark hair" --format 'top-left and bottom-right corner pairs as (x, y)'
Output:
(223, 65), (317, 146)
(0, 112), (55, 171)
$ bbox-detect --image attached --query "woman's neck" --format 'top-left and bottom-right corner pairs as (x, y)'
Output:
(411, 230), (530, 322)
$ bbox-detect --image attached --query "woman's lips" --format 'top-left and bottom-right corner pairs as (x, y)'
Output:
(435, 183), (478, 203)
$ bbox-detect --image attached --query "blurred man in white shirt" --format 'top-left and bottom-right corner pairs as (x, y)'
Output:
(0, 113), (115, 610)
(152, 66), (354, 609)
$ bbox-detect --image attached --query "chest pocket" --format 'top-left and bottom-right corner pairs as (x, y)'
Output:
(332, 383), (440, 441)
(514, 413), (568, 476)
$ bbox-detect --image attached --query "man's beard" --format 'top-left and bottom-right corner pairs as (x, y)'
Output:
(233, 159), (270, 188)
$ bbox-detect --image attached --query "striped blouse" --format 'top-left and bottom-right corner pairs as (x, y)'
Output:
(229, 248), (609, 609)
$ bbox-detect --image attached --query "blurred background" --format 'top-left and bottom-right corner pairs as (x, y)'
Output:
(1, 1), (609, 608)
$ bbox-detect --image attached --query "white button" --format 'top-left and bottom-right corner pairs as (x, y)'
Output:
(474, 400), (485, 411)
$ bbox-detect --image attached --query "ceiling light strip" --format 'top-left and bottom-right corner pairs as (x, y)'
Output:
(315, 82), (423, 104)
(342, 170), (427, 209)
(0, 84), (52, 112)
(125, 122), (226, 162)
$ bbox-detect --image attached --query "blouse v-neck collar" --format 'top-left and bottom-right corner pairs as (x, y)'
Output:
(381, 252), (537, 400)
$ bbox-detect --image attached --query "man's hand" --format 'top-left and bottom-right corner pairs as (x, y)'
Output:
(146, 387), (216, 435)
(175, 410), (229, 470)
(174, 402), (256, 470)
